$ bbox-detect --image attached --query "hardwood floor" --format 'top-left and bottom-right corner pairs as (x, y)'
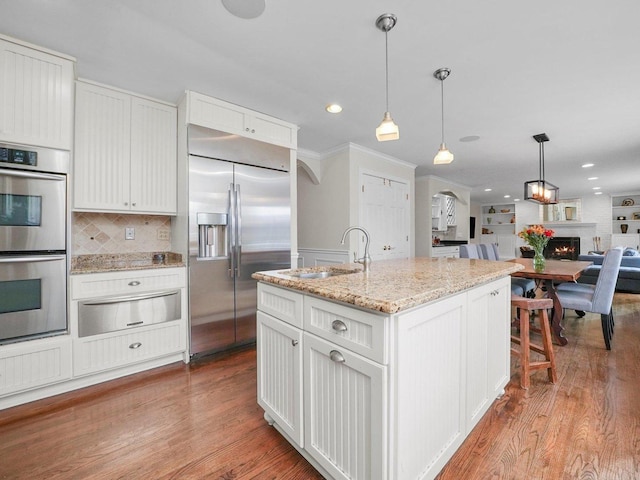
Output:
(1, 293), (638, 479)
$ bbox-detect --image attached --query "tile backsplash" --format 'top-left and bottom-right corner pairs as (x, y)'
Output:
(72, 212), (172, 255)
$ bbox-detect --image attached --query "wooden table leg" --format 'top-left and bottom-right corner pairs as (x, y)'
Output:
(544, 279), (568, 346)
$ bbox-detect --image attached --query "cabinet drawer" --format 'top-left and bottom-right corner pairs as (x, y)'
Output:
(0, 336), (72, 396)
(73, 320), (185, 376)
(304, 296), (388, 364)
(71, 268), (186, 300)
(257, 283), (304, 328)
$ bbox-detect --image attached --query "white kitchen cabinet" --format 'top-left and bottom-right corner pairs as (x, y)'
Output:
(0, 35), (75, 150)
(257, 311), (304, 447)
(0, 336), (72, 398)
(257, 275), (511, 480)
(74, 80), (177, 214)
(303, 332), (386, 480)
(361, 173), (410, 260)
(431, 245), (460, 258)
(465, 277), (510, 429)
(185, 90), (297, 149)
(432, 194), (456, 232)
(71, 267), (187, 377)
(481, 233), (516, 259)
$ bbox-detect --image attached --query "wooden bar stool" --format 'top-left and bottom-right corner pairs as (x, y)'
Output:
(510, 295), (557, 389)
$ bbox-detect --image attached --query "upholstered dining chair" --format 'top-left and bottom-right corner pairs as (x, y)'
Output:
(479, 243), (536, 298)
(460, 244), (526, 296)
(555, 247), (623, 350)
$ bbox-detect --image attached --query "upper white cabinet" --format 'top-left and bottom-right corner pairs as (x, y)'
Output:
(432, 194), (456, 231)
(185, 91), (297, 149)
(74, 81), (177, 214)
(0, 35), (75, 150)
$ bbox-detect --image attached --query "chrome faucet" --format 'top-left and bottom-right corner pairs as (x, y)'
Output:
(340, 226), (372, 273)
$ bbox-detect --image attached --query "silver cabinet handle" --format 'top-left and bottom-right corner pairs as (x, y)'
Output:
(129, 342), (142, 349)
(0, 254), (66, 263)
(291, 339), (298, 346)
(329, 350), (345, 363)
(132, 202), (137, 207)
(332, 320), (348, 332)
(80, 289), (179, 306)
(124, 202), (128, 206)
(128, 281), (141, 286)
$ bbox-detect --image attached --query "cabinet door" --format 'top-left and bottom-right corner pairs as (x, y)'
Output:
(465, 277), (510, 430)
(0, 39), (74, 150)
(248, 112), (297, 148)
(496, 234), (516, 259)
(130, 97), (177, 214)
(303, 333), (386, 480)
(74, 82), (131, 211)
(187, 91), (245, 135)
(611, 234), (639, 250)
(257, 312), (304, 447)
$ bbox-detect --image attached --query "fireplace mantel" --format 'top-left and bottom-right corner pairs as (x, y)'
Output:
(542, 222), (597, 228)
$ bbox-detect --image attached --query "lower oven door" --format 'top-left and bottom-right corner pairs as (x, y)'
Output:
(0, 254), (67, 344)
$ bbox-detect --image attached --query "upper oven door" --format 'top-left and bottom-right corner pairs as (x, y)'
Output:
(0, 168), (66, 252)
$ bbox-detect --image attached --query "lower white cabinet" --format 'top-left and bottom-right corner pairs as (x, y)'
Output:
(303, 333), (386, 480)
(0, 336), (72, 397)
(257, 275), (511, 480)
(431, 246), (460, 258)
(610, 233), (639, 250)
(257, 311), (304, 447)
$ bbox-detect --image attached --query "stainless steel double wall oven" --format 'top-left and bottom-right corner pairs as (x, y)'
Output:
(0, 142), (68, 344)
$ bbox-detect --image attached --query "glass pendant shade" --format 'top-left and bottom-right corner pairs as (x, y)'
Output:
(376, 111), (400, 141)
(433, 142), (454, 164)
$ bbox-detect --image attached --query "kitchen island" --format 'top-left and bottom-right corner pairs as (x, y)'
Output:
(253, 257), (523, 480)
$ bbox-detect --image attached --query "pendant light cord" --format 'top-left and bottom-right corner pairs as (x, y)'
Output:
(440, 78), (445, 144)
(385, 31), (389, 112)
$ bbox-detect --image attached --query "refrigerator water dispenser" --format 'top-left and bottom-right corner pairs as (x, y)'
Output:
(197, 212), (228, 258)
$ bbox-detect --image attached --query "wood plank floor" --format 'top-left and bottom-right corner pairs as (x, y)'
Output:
(0, 293), (638, 479)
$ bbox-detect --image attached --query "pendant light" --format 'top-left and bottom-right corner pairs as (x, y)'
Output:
(375, 13), (399, 141)
(524, 133), (559, 204)
(433, 68), (454, 164)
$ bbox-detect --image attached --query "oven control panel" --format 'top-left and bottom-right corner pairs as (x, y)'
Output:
(0, 147), (38, 166)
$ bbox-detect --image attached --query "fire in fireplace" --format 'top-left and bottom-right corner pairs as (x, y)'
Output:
(544, 236), (580, 260)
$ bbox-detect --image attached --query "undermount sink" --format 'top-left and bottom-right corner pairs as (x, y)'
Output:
(290, 271), (344, 279)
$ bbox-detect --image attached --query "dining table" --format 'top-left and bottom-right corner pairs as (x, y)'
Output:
(509, 257), (593, 346)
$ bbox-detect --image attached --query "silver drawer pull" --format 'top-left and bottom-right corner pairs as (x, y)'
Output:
(291, 339), (298, 347)
(332, 320), (348, 332)
(129, 342), (142, 349)
(128, 281), (141, 286)
(329, 350), (345, 363)
(127, 321), (144, 327)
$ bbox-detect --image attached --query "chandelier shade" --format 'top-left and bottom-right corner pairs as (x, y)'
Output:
(524, 133), (559, 204)
(433, 68), (453, 164)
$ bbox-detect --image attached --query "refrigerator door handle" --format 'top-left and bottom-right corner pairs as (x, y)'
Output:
(228, 184), (235, 278)
(235, 183), (242, 277)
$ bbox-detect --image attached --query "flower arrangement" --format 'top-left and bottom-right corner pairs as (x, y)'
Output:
(518, 225), (554, 271)
(518, 225), (555, 251)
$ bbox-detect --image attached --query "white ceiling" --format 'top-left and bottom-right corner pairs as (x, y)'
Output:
(2, 0), (639, 204)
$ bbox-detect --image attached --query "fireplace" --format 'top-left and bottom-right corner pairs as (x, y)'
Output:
(544, 236), (580, 260)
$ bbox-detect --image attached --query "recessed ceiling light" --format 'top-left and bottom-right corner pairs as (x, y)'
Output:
(592, 186), (601, 190)
(484, 188), (492, 192)
(221, 0), (265, 18)
(594, 191), (603, 195)
(325, 103), (342, 114)
(587, 177), (598, 180)
(504, 195), (511, 198)
(459, 135), (480, 142)
(514, 199), (520, 202)
(582, 163), (595, 168)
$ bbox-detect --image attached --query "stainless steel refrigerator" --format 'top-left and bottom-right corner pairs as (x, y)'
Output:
(188, 126), (291, 356)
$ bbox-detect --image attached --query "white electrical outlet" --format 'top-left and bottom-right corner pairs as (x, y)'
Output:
(157, 228), (170, 241)
(125, 227), (135, 240)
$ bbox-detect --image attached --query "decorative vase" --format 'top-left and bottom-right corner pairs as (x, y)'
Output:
(621, 224), (628, 234)
(533, 247), (545, 272)
(488, 206), (496, 213)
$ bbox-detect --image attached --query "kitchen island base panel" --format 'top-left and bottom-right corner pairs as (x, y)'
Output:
(257, 274), (511, 480)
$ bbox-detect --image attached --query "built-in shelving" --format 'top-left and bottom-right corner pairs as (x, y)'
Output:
(611, 194), (640, 249)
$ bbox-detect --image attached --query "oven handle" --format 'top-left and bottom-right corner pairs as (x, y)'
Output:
(80, 290), (180, 306)
(0, 254), (66, 263)
(0, 169), (65, 181)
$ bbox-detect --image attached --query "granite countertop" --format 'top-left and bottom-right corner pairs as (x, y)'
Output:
(70, 252), (185, 274)
(252, 257), (524, 314)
